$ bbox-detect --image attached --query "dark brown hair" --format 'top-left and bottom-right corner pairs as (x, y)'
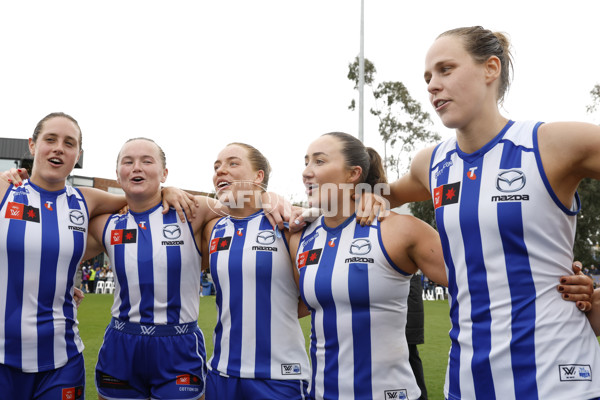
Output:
(323, 132), (387, 188)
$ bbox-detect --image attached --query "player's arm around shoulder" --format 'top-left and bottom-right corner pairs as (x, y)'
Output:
(380, 212), (447, 286)
(83, 213), (111, 261)
(79, 187), (127, 219)
(199, 216), (220, 271)
(388, 145), (434, 207)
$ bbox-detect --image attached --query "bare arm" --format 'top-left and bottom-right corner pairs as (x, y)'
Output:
(380, 213), (447, 286)
(200, 217), (220, 272)
(82, 214), (110, 261)
(538, 121), (600, 207)
(587, 289), (600, 336)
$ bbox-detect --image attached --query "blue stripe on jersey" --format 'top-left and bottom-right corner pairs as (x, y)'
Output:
(432, 149), (462, 398)
(227, 219), (248, 376)
(63, 194), (85, 358)
(38, 191), (60, 369)
(459, 157), (495, 399)
(348, 223), (372, 398)
(5, 196), (28, 369)
(134, 214), (154, 324)
(499, 141), (538, 399)
(163, 211), (182, 324)
(316, 229), (340, 400)
(298, 225), (319, 397)
(112, 216), (132, 320)
(209, 220), (226, 369)
(254, 217), (273, 377)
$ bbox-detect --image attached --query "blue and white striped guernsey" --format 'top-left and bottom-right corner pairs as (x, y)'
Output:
(297, 215), (420, 400)
(102, 203), (201, 324)
(208, 211), (310, 381)
(431, 120), (600, 400)
(0, 180), (87, 373)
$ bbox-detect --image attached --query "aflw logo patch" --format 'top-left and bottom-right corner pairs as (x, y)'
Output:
(210, 236), (232, 254)
(281, 363), (301, 375)
(383, 389), (408, 399)
(61, 386), (84, 400)
(297, 248), (322, 269)
(111, 229), (137, 245)
(559, 364), (592, 381)
(5, 202), (40, 222)
(433, 182), (460, 209)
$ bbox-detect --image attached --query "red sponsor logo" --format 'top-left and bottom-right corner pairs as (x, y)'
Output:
(433, 182), (461, 209)
(110, 229), (137, 244)
(297, 249), (322, 269)
(62, 386), (83, 400)
(4, 202), (40, 222)
(176, 373), (201, 385)
(209, 237), (232, 254)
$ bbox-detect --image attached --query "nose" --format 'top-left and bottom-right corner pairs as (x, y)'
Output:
(427, 74), (441, 96)
(302, 164), (313, 180)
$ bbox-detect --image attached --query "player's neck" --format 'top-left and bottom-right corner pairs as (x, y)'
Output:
(126, 192), (162, 213)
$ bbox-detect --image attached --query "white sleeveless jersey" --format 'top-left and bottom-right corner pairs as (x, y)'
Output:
(297, 215), (420, 400)
(431, 120), (600, 400)
(102, 203), (201, 324)
(208, 211), (310, 381)
(0, 181), (87, 372)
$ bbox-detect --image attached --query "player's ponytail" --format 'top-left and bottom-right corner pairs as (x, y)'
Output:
(322, 132), (387, 190)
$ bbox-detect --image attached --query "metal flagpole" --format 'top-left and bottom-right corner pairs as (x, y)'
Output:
(358, 0), (365, 143)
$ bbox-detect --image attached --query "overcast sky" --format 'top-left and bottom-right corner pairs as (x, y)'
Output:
(1, 0), (599, 200)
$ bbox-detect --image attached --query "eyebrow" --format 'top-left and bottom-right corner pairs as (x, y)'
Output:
(214, 156), (242, 165)
(305, 151), (327, 159)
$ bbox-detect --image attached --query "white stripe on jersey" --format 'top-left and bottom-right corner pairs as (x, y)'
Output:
(297, 215), (420, 400)
(208, 211), (310, 381)
(102, 203), (201, 324)
(431, 120), (600, 400)
(0, 181), (87, 372)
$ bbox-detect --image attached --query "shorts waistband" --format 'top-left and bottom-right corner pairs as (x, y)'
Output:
(109, 318), (199, 337)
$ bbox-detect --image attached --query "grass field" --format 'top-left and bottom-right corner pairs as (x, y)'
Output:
(78, 294), (451, 399)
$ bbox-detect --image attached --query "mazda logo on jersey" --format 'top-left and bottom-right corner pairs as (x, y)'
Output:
(297, 248), (322, 269)
(350, 238), (371, 255)
(256, 230), (276, 245)
(210, 236), (232, 254)
(433, 182), (460, 209)
(69, 210), (85, 225)
(496, 169), (526, 192)
(163, 224), (181, 239)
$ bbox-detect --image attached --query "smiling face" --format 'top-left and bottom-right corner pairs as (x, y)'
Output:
(116, 139), (167, 202)
(303, 135), (357, 210)
(212, 144), (264, 210)
(28, 116), (82, 191)
(424, 35), (490, 130)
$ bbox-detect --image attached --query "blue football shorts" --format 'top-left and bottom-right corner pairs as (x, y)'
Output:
(95, 318), (207, 400)
(205, 368), (309, 400)
(0, 352), (85, 400)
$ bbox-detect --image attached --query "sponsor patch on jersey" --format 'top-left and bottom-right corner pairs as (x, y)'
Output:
(297, 248), (322, 269)
(433, 182), (460, 209)
(383, 389), (408, 399)
(69, 210), (85, 225)
(110, 229), (137, 245)
(4, 202), (40, 222)
(61, 386), (84, 400)
(559, 364), (592, 381)
(281, 363), (301, 375)
(210, 236), (232, 253)
(176, 373), (202, 386)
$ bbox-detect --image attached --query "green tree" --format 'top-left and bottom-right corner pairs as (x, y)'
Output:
(348, 57), (439, 225)
(573, 84), (600, 268)
(348, 57), (441, 179)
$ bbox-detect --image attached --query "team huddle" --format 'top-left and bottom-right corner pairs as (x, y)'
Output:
(2, 25), (600, 400)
